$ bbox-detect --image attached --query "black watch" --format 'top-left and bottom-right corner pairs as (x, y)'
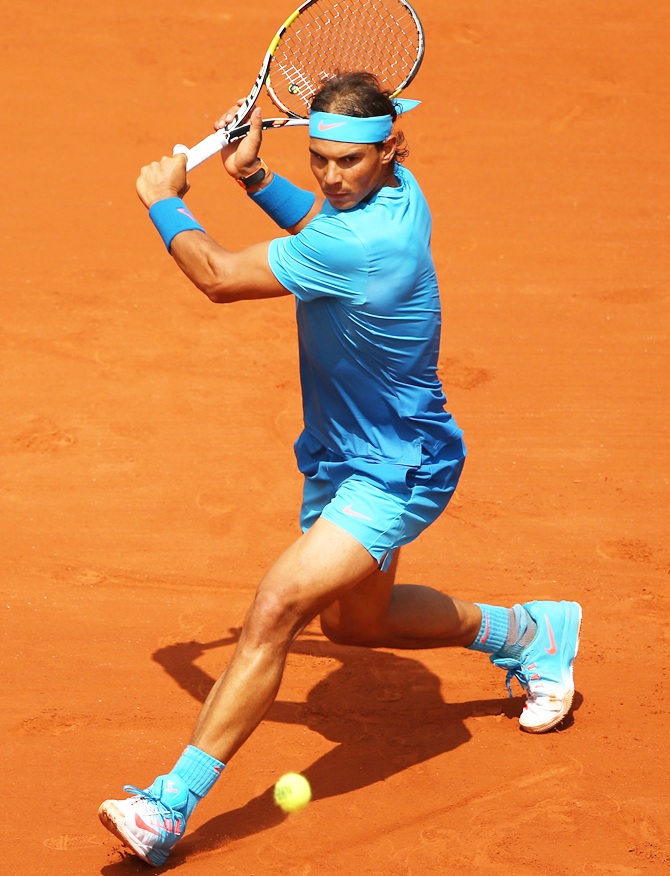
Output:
(236, 159), (269, 190)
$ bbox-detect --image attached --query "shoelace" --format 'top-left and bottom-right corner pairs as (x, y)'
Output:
(123, 785), (185, 824)
(503, 664), (530, 697)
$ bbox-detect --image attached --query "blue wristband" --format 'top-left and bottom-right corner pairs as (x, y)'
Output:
(247, 174), (316, 229)
(148, 198), (206, 251)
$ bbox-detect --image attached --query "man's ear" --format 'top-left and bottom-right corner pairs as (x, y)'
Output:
(381, 134), (398, 165)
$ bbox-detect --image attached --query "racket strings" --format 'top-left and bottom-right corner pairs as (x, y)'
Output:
(268, 0), (422, 117)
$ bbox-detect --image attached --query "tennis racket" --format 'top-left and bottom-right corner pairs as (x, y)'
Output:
(174, 0), (425, 171)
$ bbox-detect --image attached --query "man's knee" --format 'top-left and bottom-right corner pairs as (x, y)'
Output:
(245, 587), (305, 646)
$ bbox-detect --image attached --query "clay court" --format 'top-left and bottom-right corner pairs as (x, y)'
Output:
(3, 1), (669, 873)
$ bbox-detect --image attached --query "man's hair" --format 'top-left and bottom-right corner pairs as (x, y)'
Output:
(311, 71), (410, 163)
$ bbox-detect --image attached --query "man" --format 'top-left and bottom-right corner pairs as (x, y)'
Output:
(99, 73), (582, 867)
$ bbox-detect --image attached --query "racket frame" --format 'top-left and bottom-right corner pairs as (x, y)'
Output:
(175, 0), (425, 171)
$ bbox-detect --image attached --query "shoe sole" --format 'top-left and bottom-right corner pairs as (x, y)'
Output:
(98, 801), (153, 866)
(520, 601), (583, 734)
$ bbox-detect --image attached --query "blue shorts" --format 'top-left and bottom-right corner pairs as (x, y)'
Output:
(294, 431), (467, 570)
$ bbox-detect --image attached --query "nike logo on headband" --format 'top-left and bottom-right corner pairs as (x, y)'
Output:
(317, 121), (347, 131)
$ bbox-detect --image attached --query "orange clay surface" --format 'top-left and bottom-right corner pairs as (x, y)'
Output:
(2, 2), (669, 874)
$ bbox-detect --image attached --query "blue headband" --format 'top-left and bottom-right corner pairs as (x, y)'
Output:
(309, 98), (421, 143)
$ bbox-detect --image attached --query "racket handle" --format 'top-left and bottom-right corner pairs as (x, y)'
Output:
(173, 118), (309, 171)
(173, 130), (230, 172)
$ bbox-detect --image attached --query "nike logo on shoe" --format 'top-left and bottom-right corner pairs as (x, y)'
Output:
(135, 812), (183, 837)
(544, 616), (558, 654)
(135, 813), (161, 837)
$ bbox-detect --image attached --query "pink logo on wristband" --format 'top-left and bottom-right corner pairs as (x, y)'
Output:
(177, 207), (196, 220)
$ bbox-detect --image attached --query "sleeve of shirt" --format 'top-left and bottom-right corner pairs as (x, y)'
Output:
(267, 214), (369, 304)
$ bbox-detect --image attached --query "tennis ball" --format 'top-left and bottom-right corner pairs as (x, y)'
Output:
(273, 772), (312, 813)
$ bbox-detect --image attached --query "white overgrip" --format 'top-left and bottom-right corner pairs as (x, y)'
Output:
(173, 130), (231, 172)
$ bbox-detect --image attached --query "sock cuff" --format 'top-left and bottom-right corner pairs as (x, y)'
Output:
(498, 603), (536, 659)
(468, 604), (510, 654)
(174, 745), (225, 799)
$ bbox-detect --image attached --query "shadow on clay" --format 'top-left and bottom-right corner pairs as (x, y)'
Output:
(100, 629), (582, 872)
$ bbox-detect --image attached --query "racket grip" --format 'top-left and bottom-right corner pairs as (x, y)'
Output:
(174, 130), (230, 172)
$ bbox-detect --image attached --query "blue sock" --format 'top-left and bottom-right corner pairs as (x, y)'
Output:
(164, 745), (225, 819)
(468, 603), (537, 657)
(468, 604), (510, 654)
(499, 604), (536, 658)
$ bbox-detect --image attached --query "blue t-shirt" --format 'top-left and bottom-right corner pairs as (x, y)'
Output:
(267, 165), (462, 467)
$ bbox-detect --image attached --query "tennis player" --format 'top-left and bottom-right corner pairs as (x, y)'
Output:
(98, 72), (582, 867)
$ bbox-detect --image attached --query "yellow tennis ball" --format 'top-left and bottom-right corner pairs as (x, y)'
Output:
(274, 772), (312, 813)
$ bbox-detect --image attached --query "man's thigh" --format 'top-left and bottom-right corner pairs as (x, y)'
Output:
(256, 516), (380, 628)
(319, 549), (401, 642)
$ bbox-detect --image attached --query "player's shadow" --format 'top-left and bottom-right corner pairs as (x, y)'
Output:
(100, 628), (584, 873)
(102, 629), (523, 870)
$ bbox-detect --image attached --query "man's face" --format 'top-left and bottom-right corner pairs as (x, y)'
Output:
(308, 138), (394, 211)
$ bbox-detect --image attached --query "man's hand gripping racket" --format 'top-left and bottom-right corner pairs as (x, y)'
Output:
(173, 0), (425, 172)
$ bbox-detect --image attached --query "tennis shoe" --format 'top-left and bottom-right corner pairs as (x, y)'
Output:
(492, 600), (582, 733)
(98, 772), (189, 867)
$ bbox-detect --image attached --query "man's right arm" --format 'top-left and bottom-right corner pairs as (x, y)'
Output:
(169, 233), (288, 304)
(136, 153), (289, 304)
